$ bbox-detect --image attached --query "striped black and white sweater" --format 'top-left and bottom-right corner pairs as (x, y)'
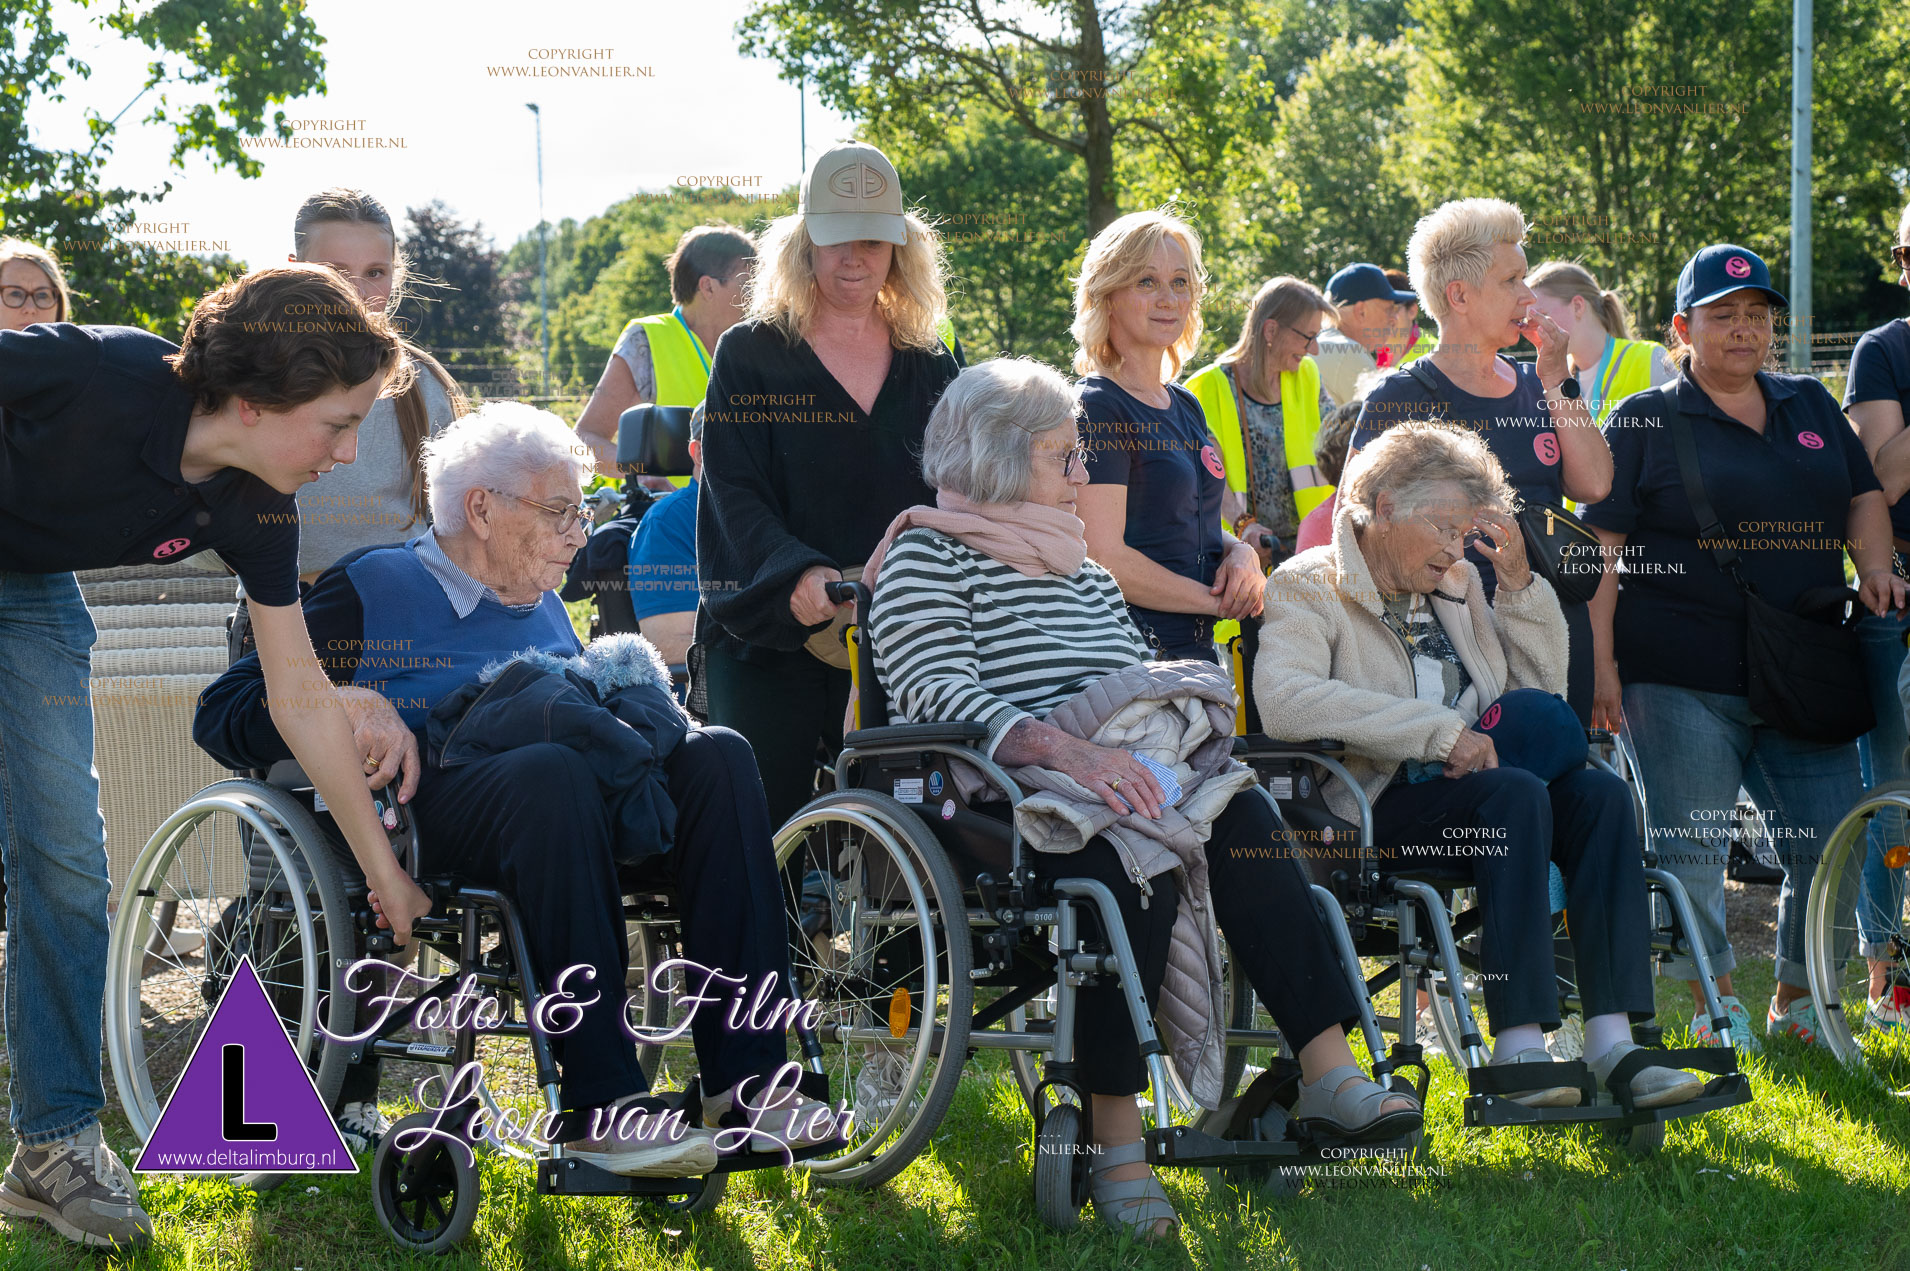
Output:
(868, 527), (1151, 758)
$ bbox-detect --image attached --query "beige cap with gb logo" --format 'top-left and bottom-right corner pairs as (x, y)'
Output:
(801, 142), (908, 247)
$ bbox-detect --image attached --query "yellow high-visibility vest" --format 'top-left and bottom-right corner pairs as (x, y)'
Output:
(1185, 357), (1332, 519)
(1589, 336), (1665, 424)
(621, 309), (712, 489)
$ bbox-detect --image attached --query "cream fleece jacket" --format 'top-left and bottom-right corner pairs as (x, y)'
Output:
(1253, 499), (1569, 825)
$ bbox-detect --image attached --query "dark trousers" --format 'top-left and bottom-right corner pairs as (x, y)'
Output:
(370, 726), (791, 1114)
(1030, 791), (1361, 1096)
(1372, 766), (1652, 1030)
(701, 643), (850, 829)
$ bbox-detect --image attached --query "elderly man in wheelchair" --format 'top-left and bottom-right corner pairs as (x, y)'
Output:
(191, 401), (834, 1182)
(1254, 419), (1717, 1111)
(854, 358), (1422, 1240)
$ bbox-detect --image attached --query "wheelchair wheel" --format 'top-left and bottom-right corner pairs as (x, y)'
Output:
(1805, 781), (1910, 1067)
(105, 779), (358, 1189)
(647, 1170), (727, 1216)
(627, 921), (693, 1088)
(372, 1111), (480, 1253)
(1031, 1102), (1088, 1230)
(1220, 957), (1292, 1101)
(775, 790), (973, 1189)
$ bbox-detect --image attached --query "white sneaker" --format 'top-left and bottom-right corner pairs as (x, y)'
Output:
(567, 1095), (719, 1177)
(1414, 1005), (1461, 1065)
(336, 1100), (390, 1156)
(1548, 1014), (1585, 1062)
(853, 1046), (908, 1125)
(703, 1076), (843, 1153)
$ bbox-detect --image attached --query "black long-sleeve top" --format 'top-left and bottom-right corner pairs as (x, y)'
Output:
(692, 317), (958, 660)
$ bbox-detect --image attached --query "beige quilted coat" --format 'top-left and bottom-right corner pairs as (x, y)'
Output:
(1253, 498), (1569, 826)
(1003, 659), (1256, 1112)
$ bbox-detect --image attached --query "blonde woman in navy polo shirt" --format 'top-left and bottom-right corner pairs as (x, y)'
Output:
(0, 266), (429, 1251)
(1582, 245), (1907, 1052)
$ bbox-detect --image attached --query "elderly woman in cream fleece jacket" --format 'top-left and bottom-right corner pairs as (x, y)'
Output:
(1254, 421), (1708, 1113)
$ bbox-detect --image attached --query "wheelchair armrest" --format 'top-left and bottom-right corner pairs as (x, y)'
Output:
(844, 721), (989, 748)
(1232, 734), (1345, 755)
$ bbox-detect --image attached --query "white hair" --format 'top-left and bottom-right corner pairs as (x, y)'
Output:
(423, 401), (594, 535)
(921, 358), (1078, 504)
(1408, 198), (1528, 323)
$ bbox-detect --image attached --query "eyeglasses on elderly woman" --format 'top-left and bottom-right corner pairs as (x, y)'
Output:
(486, 487), (594, 534)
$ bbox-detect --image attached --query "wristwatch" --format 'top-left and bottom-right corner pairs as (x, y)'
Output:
(1552, 375), (1583, 400)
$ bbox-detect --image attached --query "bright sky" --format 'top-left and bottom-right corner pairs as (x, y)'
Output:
(28, 0), (856, 265)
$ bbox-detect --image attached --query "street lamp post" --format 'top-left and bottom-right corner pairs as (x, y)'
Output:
(1789, 0), (1813, 372)
(527, 102), (549, 398)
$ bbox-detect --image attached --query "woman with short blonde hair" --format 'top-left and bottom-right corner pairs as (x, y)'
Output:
(1073, 209), (1263, 662)
(1353, 197), (1613, 727)
(695, 141), (962, 829)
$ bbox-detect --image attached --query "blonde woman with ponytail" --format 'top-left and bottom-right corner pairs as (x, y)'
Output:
(290, 187), (470, 582)
(1528, 261), (1675, 424)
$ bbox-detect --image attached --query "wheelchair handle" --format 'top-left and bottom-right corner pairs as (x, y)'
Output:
(359, 880), (441, 956)
(824, 579), (871, 609)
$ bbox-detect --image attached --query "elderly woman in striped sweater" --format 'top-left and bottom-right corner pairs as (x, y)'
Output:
(860, 358), (1420, 1241)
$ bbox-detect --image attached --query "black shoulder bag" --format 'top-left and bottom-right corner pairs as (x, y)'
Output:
(1401, 359), (1603, 605)
(1665, 411), (1874, 744)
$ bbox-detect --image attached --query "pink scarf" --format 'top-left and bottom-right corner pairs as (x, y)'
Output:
(861, 491), (1088, 589)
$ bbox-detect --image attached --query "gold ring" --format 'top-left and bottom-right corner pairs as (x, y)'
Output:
(1109, 778), (1122, 792)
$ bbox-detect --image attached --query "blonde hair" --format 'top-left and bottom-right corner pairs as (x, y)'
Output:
(0, 237), (73, 321)
(745, 211), (948, 351)
(1897, 198), (1910, 248)
(1072, 209), (1207, 378)
(1528, 261), (1633, 340)
(1342, 419), (1518, 528)
(1213, 275), (1335, 394)
(1408, 199), (1528, 323)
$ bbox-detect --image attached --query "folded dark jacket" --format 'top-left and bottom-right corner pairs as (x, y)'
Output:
(426, 652), (689, 865)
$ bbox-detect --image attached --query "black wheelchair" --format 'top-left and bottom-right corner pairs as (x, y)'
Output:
(103, 749), (849, 1253)
(754, 581), (1421, 1223)
(1222, 631), (1753, 1154)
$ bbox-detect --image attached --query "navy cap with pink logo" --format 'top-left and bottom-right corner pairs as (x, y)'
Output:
(1472, 688), (1586, 784)
(1675, 244), (1788, 313)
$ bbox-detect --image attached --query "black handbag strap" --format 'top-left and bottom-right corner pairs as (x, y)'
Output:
(1664, 410), (1754, 596)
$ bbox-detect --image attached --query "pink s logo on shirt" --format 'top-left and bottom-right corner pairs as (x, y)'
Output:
(152, 537), (193, 559)
(1533, 432), (1561, 465)
(1479, 703), (1503, 730)
(1798, 431), (1825, 450)
(1725, 256), (1752, 279)
(1199, 443), (1226, 481)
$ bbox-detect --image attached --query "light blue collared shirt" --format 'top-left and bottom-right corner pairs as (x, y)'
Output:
(409, 531), (543, 618)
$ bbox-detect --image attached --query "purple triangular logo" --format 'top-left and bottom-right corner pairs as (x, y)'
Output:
(134, 955), (358, 1174)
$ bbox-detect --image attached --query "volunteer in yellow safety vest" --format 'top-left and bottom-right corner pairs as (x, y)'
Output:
(576, 224), (758, 488)
(1185, 275), (1340, 571)
(1527, 261), (1676, 425)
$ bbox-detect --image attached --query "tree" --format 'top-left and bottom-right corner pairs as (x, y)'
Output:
(1, 0), (324, 330)
(1405, 0), (1910, 334)
(737, 0), (1283, 237)
(394, 202), (506, 367)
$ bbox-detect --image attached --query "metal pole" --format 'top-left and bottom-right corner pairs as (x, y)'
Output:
(1788, 0), (1813, 372)
(799, 68), (807, 177)
(527, 102), (549, 397)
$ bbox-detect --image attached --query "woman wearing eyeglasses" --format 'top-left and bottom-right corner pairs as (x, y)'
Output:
(1841, 203), (1910, 1033)
(1073, 211), (1265, 663)
(0, 238), (74, 331)
(1184, 276), (1339, 572)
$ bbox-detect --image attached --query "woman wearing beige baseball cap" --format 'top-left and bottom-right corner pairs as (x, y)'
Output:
(690, 140), (963, 830)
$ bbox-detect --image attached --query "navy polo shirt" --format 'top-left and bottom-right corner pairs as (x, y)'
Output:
(1079, 375), (1224, 654)
(1353, 356), (1563, 596)
(1581, 371), (1879, 697)
(0, 324), (301, 606)
(627, 478), (700, 621)
(1842, 316), (1910, 546)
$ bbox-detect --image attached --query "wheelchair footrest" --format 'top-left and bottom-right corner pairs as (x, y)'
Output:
(537, 1140), (844, 1195)
(1144, 1123), (1418, 1170)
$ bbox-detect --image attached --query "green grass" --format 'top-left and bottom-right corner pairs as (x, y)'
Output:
(4, 959), (1908, 1271)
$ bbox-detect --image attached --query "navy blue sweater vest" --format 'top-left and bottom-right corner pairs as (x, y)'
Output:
(345, 547), (581, 727)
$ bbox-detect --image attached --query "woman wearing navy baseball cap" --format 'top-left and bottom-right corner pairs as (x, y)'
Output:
(1580, 243), (1906, 1052)
(0, 266), (433, 1250)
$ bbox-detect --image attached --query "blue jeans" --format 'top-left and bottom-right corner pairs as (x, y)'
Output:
(0, 572), (109, 1147)
(1623, 681), (1862, 990)
(1857, 609), (1910, 958)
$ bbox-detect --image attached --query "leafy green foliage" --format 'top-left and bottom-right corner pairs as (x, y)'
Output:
(393, 201), (507, 366)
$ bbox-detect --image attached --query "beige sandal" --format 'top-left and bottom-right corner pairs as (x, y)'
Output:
(1088, 1140), (1180, 1240)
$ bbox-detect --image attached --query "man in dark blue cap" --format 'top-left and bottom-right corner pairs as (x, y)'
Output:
(1318, 262), (1418, 405)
